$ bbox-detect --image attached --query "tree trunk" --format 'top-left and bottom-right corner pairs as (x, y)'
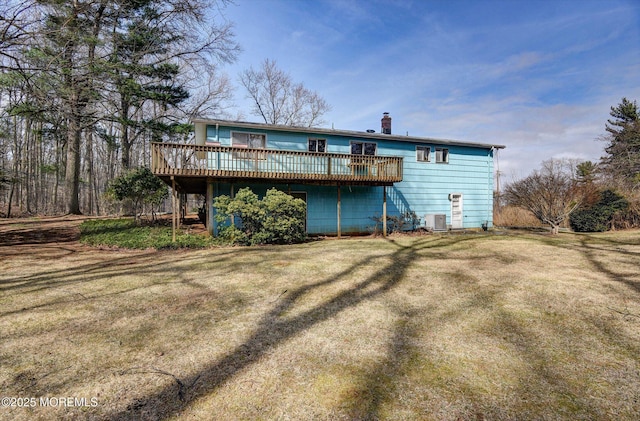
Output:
(65, 115), (82, 215)
(120, 96), (132, 170)
(25, 117), (32, 214)
(8, 114), (20, 217)
(54, 135), (62, 213)
(86, 128), (94, 214)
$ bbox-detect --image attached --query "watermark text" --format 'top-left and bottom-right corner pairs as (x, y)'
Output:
(1, 396), (99, 408)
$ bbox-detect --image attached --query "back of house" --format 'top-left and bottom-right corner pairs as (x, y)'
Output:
(152, 114), (505, 235)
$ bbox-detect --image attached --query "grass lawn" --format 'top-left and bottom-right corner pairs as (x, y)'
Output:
(1, 225), (639, 420)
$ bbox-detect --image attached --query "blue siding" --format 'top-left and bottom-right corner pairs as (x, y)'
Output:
(206, 124), (496, 233)
(388, 144), (495, 229)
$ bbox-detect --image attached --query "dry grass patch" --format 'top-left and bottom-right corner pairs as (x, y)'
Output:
(1, 226), (639, 420)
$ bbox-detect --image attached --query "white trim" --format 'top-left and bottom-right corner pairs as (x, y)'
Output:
(416, 145), (431, 162)
(308, 137), (327, 153)
(435, 147), (449, 163)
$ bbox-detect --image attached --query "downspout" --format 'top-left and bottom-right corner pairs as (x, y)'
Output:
(383, 186), (387, 237)
(488, 147), (494, 230)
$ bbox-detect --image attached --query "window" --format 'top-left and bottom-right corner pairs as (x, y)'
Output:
(232, 132), (266, 149)
(435, 148), (449, 163)
(416, 146), (431, 162)
(351, 141), (376, 156)
(308, 138), (326, 153)
(231, 132), (266, 159)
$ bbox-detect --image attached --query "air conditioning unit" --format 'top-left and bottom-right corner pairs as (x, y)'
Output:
(424, 214), (447, 231)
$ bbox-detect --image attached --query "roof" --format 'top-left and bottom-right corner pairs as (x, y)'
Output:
(192, 118), (506, 150)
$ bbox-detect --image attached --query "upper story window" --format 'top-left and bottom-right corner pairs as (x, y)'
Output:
(416, 146), (431, 162)
(231, 132), (266, 159)
(231, 132), (266, 149)
(308, 138), (326, 153)
(351, 141), (377, 156)
(435, 148), (449, 163)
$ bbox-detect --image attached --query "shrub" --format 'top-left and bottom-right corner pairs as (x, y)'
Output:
(570, 189), (629, 232)
(214, 188), (306, 245)
(106, 167), (168, 223)
(611, 193), (640, 229)
(256, 189), (306, 244)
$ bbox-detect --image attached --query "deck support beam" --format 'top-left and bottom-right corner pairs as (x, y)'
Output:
(337, 184), (341, 238)
(383, 185), (387, 237)
(206, 179), (214, 237)
(171, 176), (176, 243)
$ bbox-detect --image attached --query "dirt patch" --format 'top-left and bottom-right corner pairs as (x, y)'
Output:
(0, 215), (206, 246)
(0, 215), (101, 260)
(0, 216), (82, 244)
(0, 214), (207, 259)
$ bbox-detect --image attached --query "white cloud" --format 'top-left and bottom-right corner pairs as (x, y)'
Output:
(223, 0), (640, 180)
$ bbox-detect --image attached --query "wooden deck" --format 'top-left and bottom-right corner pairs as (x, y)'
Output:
(151, 142), (403, 192)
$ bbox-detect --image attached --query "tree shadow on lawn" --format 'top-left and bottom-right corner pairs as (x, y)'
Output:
(537, 233), (640, 294)
(105, 236), (476, 420)
(341, 305), (421, 420)
(492, 233), (640, 417)
(99, 230), (635, 421)
(410, 267), (627, 419)
(576, 236), (640, 294)
(0, 248), (257, 318)
(342, 235), (640, 420)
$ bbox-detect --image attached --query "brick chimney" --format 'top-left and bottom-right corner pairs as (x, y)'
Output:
(381, 112), (391, 134)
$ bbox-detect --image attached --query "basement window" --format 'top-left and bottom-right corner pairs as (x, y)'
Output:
(416, 146), (431, 162)
(308, 138), (326, 153)
(435, 148), (449, 163)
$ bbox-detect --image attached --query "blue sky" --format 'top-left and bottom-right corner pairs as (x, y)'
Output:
(220, 0), (640, 179)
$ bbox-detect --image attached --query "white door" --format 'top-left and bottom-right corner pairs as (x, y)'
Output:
(450, 193), (463, 229)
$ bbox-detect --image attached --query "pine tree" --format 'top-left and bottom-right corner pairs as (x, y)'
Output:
(108, 1), (190, 169)
(19, 0), (109, 214)
(602, 98), (640, 189)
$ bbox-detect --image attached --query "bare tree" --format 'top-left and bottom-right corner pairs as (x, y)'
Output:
(503, 159), (583, 234)
(239, 58), (331, 127)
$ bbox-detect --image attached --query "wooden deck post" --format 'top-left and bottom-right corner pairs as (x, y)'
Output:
(176, 193), (186, 229)
(171, 176), (176, 243)
(230, 183), (235, 227)
(383, 185), (387, 237)
(206, 179), (214, 237)
(337, 184), (341, 238)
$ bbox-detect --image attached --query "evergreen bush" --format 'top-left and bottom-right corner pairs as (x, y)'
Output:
(214, 188), (306, 245)
(570, 189), (629, 232)
(106, 167), (168, 223)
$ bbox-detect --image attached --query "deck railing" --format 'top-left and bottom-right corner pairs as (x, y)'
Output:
(151, 142), (403, 183)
